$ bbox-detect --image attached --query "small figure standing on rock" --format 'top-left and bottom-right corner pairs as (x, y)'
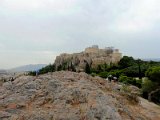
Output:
(113, 77), (118, 82)
(36, 70), (39, 77)
(10, 77), (14, 82)
(108, 75), (113, 82)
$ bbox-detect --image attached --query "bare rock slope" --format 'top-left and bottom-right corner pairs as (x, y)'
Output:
(0, 71), (160, 120)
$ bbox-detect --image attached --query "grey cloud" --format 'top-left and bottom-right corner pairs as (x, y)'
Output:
(0, 0), (160, 69)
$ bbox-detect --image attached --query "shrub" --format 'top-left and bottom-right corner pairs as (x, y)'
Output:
(28, 71), (36, 76)
(150, 90), (160, 104)
(145, 66), (160, 84)
(28, 64), (55, 76)
(118, 75), (142, 88)
(91, 73), (97, 77)
(121, 84), (132, 93)
(85, 62), (91, 74)
(144, 66), (160, 103)
(136, 79), (142, 88)
(120, 84), (139, 104)
(119, 75), (133, 84)
(39, 64), (55, 74)
(107, 70), (122, 78)
(141, 78), (158, 99)
(98, 72), (108, 78)
(118, 56), (135, 69)
(57, 65), (62, 71)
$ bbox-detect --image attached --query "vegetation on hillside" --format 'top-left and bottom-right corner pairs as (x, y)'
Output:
(28, 64), (55, 76)
(91, 56), (160, 104)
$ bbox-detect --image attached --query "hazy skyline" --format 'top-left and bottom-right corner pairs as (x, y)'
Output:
(0, 0), (160, 69)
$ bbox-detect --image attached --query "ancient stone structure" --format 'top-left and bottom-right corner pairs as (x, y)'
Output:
(54, 45), (122, 71)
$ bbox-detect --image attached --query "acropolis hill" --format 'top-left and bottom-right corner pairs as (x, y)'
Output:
(54, 45), (122, 71)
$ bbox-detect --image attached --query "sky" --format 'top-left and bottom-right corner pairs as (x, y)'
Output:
(0, 0), (160, 69)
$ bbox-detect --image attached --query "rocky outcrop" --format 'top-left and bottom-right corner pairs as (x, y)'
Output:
(54, 45), (122, 71)
(0, 71), (160, 120)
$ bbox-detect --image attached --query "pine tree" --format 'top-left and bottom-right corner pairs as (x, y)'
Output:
(104, 63), (107, 71)
(57, 65), (62, 71)
(85, 61), (91, 74)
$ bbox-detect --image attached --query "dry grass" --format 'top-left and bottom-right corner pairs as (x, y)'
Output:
(120, 85), (139, 105)
(79, 103), (88, 120)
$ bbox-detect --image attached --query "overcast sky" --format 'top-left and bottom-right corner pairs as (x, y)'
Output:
(0, 0), (160, 69)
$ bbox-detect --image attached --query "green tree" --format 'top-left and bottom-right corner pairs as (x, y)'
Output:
(145, 66), (160, 84)
(104, 63), (108, 71)
(28, 71), (36, 76)
(136, 59), (143, 79)
(118, 56), (135, 69)
(97, 65), (102, 72)
(98, 72), (108, 78)
(85, 61), (91, 74)
(29, 64), (55, 76)
(107, 70), (122, 78)
(57, 65), (62, 71)
(145, 66), (160, 102)
(39, 64), (55, 74)
(119, 75), (137, 86)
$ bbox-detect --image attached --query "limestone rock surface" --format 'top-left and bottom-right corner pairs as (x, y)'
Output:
(0, 71), (160, 120)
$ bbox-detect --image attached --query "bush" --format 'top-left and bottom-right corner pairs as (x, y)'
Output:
(150, 90), (160, 104)
(119, 75), (142, 88)
(90, 68), (98, 74)
(136, 79), (142, 88)
(85, 62), (91, 74)
(98, 72), (108, 78)
(119, 75), (134, 85)
(39, 64), (55, 74)
(141, 78), (158, 99)
(57, 65), (62, 71)
(28, 64), (55, 76)
(145, 66), (160, 84)
(118, 56), (135, 69)
(28, 71), (36, 76)
(120, 84), (139, 104)
(122, 66), (139, 77)
(107, 70), (122, 78)
(91, 73), (97, 77)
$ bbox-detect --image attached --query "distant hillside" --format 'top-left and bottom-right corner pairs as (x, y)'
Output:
(143, 58), (160, 62)
(8, 64), (47, 72)
(0, 69), (7, 75)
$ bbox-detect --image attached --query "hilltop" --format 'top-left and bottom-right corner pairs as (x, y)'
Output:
(0, 71), (160, 120)
(54, 45), (122, 71)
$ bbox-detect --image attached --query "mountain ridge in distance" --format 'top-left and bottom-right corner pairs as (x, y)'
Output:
(0, 69), (7, 74)
(8, 64), (47, 72)
(142, 58), (160, 62)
